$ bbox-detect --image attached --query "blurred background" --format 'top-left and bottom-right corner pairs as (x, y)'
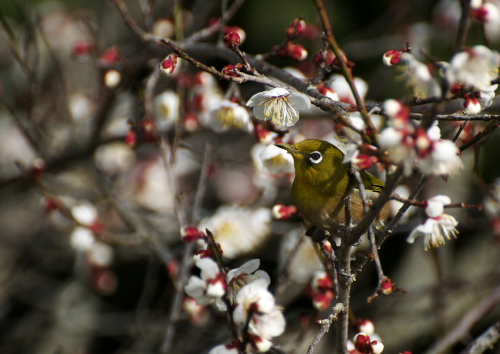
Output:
(0, 0), (499, 353)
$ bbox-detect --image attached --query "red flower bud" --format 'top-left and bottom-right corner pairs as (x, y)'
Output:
(100, 47), (121, 67)
(181, 226), (206, 243)
(286, 18), (306, 38)
(381, 278), (394, 295)
(222, 64), (239, 77)
(160, 54), (179, 75)
(224, 32), (241, 49)
(125, 128), (137, 147)
(72, 41), (94, 57)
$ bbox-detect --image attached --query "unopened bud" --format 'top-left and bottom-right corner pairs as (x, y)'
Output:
(160, 54), (179, 75)
(371, 341), (384, 354)
(383, 49), (403, 66)
(100, 47), (121, 67)
(286, 18), (306, 38)
(272, 204), (298, 220)
(224, 32), (241, 49)
(181, 226), (205, 243)
(381, 278), (394, 295)
(222, 64), (239, 77)
(357, 318), (375, 336)
(72, 41), (94, 57)
(313, 290), (334, 310)
(288, 44), (308, 61)
(125, 128), (137, 147)
(104, 70), (121, 88)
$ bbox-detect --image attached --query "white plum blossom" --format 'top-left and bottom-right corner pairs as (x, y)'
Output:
(154, 90), (180, 130)
(208, 343), (239, 354)
(328, 74), (368, 105)
(198, 206), (272, 259)
(444, 45), (500, 91)
(417, 139), (463, 176)
(400, 53), (442, 98)
(232, 279), (285, 351)
(246, 87), (311, 129)
(70, 226), (95, 252)
(216, 259), (270, 311)
(256, 143), (295, 174)
(407, 195), (459, 250)
(185, 258), (226, 306)
(204, 100), (253, 133)
(71, 202), (99, 227)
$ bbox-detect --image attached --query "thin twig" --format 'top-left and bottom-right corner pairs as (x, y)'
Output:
(424, 286), (500, 354)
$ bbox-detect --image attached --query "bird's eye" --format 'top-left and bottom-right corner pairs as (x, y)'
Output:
(309, 151), (323, 164)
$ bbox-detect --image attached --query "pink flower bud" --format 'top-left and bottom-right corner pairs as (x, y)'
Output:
(125, 128), (137, 147)
(100, 47), (121, 67)
(181, 226), (206, 243)
(43, 196), (60, 211)
(317, 83), (339, 101)
(272, 204), (298, 220)
(313, 50), (334, 67)
(288, 43), (308, 61)
(354, 333), (371, 352)
(222, 64), (239, 77)
(224, 26), (246, 44)
(381, 279), (394, 295)
(383, 49), (403, 66)
(72, 41), (94, 57)
(160, 54), (179, 75)
(31, 158), (46, 180)
(471, 3), (500, 23)
(371, 340), (384, 354)
(286, 18), (307, 38)
(357, 318), (375, 336)
(224, 32), (241, 49)
(463, 93), (482, 114)
(312, 290), (334, 310)
(353, 154), (379, 170)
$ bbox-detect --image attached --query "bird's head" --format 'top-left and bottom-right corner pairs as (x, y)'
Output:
(275, 139), (348, 185)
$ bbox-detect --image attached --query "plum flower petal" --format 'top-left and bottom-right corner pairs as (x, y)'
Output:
(247, 88), (310, 129)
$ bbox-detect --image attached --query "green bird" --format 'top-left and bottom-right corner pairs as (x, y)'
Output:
(275, 139), (390, 235)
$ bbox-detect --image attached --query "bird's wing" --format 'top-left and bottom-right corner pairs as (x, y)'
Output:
(359, 171), (385, 193)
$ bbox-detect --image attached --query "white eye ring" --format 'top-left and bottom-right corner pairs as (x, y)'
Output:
(309, 151), (323, 164)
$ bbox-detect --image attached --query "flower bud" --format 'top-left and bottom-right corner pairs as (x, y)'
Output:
(125, 128), (137, 147)
(160, 54), (179, 75)
(224, 32), (241, 49)
(42, 196), (60, 211)
(181, 226), (206, 243)
(225, 26), (246, 44)
(371, 340), (385, 354)
(471, 3), (500, 23)
(31, 158), (46, 180)
(313, 50), (334, 67)
(383, 49), (403, 66)
(100, 47), (121, 67)
(286, 18), (306, 38)
(288, 43), (308, 61)
(317, 83), (339, 101)
(222, 64), (239, 77)
(312, 290), (334, 310)
(249, 335), (272, 353)
(463, 94), (482, 114)
(354, 333), (371, 351)
(72, 40), (94, 57)
(104, 70), (121, 89)
(381, 278), (394, 295)
(272, 204), (298, 220)
(357, 318), (375, 336)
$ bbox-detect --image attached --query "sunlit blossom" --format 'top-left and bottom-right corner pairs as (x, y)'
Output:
(185, 258), (226, 306)
(205, 100), (253, 133)
(246, 87), (311, 129)
(216, 259), (270, 311)
(198, 206), (272, 259)
(257, 143), (295, 174)
(154, 90), (180, 130)
(233, 279), (285, 349)
(417, 139), (463, 176)
(407, 195), (459, 250)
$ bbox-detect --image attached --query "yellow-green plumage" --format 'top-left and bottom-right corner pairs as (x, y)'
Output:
(276, 139), (390, 234)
